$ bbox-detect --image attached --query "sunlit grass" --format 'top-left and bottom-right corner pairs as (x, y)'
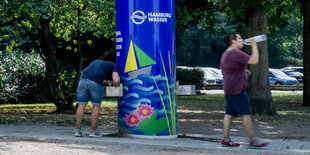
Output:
(0, 98), (118, 114)
(178, 94), (225, 101)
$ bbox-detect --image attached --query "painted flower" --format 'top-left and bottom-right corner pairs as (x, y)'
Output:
(136, 104), (154, 118)
(125, 113), (141, 127)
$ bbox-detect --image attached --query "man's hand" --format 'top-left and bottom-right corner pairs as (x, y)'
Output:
(248, 38), (257, 46)
(247, 38), (259, 65)
(112, 72), (120, 87)
(103, 80), (113, 86)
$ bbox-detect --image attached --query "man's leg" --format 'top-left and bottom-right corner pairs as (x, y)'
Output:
(223, 114), (233, 140)
(91, 104), (100, 132)
(242, 114), (255, 141)
(76, 104), (87, 130)
(242, 114), (269, 147)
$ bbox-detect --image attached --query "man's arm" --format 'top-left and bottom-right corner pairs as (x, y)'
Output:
(247, 38), (259, 64)
(112, 72), (120, 87)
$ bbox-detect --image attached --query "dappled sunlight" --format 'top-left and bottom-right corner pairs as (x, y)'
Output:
(292, 150), (310, 154)
(178, 118), (205, 122)
(277, 111), (309, 115)
(0, 101), (118, 114)
(177, 109), (224, 114)
(213, 129), (223, 132)
(0, 104), (56, 114)
(262, 131), (285, 135)
(258, 125), (274, 129)
(212, 128), (240, 133)
(230, 129), (240, 132)
(178, 109), (207, 114)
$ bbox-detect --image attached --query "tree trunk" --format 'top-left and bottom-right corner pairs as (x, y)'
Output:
(39, 18), (58, 104)
(40, 18), (74, 113)
(245, 7), (277, 115)
(300, 0), (310, 107)
(73, 13), (84, 109)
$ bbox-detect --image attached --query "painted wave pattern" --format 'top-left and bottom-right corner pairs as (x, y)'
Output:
(118, 74), (175, 136)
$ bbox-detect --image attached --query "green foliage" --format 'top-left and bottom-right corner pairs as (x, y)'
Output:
(176, 11), (236, 66)
(176, 67), (204, 90)
(50, 0), (116, 41)
(54, 69), (77, 104)
(175, 0), (302, 69)
(267, 0), (302, 32)
(175, 0), (219, 44)
(0, 0), (116, 110)
(218, 0), (301, 36)
(268, 17), (303, 68)
(0, 51), (47, 104)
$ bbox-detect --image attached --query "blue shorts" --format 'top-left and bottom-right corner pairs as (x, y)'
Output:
(225, 89), (252, 116)
(76, 78), (104, 105)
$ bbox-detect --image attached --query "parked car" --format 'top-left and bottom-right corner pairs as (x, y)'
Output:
(281, 66), (303, 73)
(281, 70), (303, 84)
(202, 69), (217, 85)
(200, 67), (223, 85)
(205, 67), (223, 76)
(176, 66), (216, 85)
(269, 69), (299, 85)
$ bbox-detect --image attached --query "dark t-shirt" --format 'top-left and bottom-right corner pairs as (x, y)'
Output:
(81, 60), (118, 86)
(220, 49), (251, 95)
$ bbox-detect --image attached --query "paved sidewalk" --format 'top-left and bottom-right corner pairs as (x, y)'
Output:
(0, 123), (310, 155)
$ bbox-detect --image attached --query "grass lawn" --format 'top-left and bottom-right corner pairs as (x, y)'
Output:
(0, 98), (117, 114)
(0, 93), (309, 125)
(0, 98), (118, 125)
(178, 93), (309, 122)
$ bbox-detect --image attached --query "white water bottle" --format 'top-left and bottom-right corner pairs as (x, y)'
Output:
(244, 34), (267, 45)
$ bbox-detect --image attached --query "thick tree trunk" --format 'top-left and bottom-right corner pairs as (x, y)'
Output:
(300, 0), (310, 107)
(245, 7), (277, 115)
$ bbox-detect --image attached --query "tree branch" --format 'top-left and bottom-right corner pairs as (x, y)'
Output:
(17, 20), (46, 62)
(97, 46), (116, 60)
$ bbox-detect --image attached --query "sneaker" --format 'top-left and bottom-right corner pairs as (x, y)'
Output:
(89, 130), (101, 138)
(221, 138), (240, 147)
(249, 138), (269, 147)
(74, 129), (82, 137)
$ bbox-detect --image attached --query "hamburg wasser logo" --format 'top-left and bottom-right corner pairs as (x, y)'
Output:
(131, 10), (147, 24)
(131, 10), (172, 24)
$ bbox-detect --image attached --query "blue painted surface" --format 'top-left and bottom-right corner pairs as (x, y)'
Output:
(116, 0), (177, 136)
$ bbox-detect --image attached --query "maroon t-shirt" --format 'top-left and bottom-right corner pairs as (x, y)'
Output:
(220, 49), (251, 95)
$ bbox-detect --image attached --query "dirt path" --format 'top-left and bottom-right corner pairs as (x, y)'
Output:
(1, 123), (310, 155)
(2, 112), (309, 142)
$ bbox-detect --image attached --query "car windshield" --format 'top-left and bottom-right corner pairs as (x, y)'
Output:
(286, 72), (300, 76)
(201, 69), (215, 76)
(271, 70), (288, 77)
(210, 69), (222, 76)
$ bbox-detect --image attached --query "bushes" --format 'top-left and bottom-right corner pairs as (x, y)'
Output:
(0, 51), (48, 104)
(176, 67), (204, 90)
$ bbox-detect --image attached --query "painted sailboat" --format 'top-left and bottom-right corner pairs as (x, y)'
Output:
(124, 40), (156, 79)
